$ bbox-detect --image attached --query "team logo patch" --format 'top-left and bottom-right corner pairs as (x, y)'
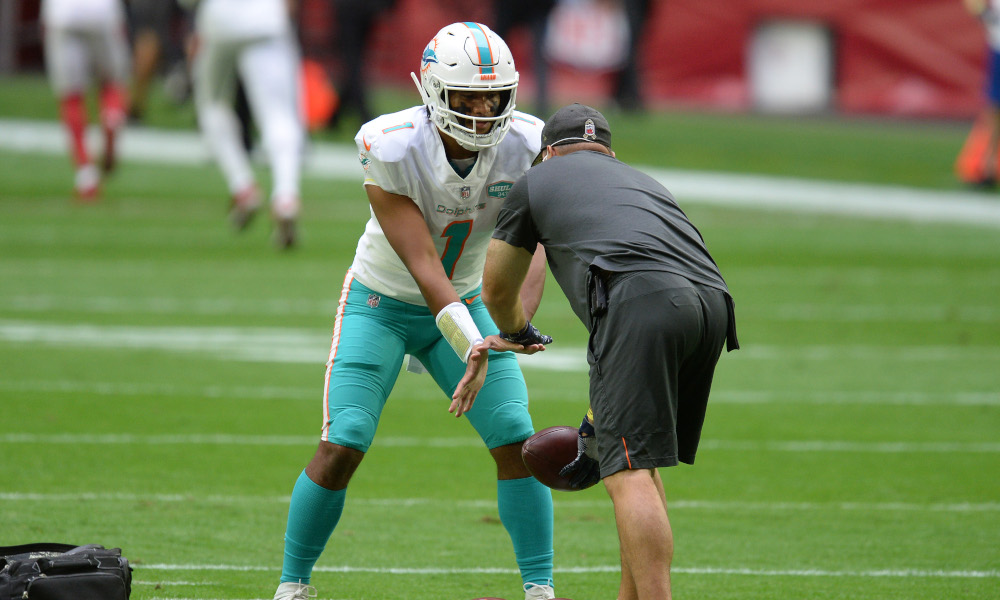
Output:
(584, 118), (596, 140)
(367, 293), (381, 308)
(359, 152), (371, 171)
(460, 186), (472, 199)
(487, 181), (513, 199)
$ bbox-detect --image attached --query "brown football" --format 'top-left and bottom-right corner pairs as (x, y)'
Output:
(521, 426), (583, 491)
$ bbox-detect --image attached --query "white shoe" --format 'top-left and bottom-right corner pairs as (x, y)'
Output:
(271, 196), (300, 250)
(229, 184), (261, 231)
(273, 581), (317, 600)
(74, 164), (100, 200)
(524, 582), (555, 600)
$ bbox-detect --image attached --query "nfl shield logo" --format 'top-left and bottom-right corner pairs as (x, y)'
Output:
(460, 186), (471, 199)
(584, 118), (596, 140)
(367, 293), (380, 308)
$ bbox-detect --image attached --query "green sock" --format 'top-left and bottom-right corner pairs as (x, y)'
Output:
(497, 476), (555, 588)
(279, 470), (346, 584)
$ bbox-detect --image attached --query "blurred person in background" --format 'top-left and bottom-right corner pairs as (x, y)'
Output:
(41, 0), (130, 200)
(964, 0), (1000, 186)
(612, 0), (650, 111)
(127, 0), (183, 123)
(492, 0), (556, 117)
(271, 22), (558, 600)
(325, 0), (396, 128)
(184, 0), (304, 249)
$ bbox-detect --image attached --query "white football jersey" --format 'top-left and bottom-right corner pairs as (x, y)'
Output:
(41, 0), (124, 28)
(351, 105), (543, 306)
(195, 0), (291, 40)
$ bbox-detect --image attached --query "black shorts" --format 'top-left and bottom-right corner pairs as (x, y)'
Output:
(587, 271), (730, 477)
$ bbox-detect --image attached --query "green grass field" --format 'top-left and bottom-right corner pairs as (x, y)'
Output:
(1, 74), (999, 600)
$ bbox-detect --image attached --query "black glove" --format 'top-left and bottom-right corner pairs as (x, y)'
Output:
(559, 414), (600, 490)
(499, 321), (553, 345)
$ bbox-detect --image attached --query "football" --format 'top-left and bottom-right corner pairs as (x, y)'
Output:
(521, 425), (585, 491)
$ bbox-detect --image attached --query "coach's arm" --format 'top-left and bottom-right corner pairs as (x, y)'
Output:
(482, 238), (536, 333)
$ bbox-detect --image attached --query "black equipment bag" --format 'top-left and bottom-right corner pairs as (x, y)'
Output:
(0, 543), (132, 600)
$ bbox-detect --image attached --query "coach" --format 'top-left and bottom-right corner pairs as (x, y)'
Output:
(453, 103), (739, 600)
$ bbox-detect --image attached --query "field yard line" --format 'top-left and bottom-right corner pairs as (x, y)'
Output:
(1, 433), (998, 453)
(3, 118), (1000, 228)
(3, 379), (997, 406)
(3, 294), (999, 323)
(135, 563), (1000, 578)
(3, 320), (1000, 367)
(2, 492), (998, 513)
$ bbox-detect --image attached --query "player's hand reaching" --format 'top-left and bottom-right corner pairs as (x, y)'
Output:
(559, 414), (601, 489)
(449, 335), (547, 418)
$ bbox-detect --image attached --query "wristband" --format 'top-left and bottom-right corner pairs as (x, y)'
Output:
(435, 301), (484, 363)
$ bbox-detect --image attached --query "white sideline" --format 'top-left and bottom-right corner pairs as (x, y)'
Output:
(2, 118), (1000, 228)
(3, 320), (1000, 369)
(1, 432), (998, 453)
(2, 492), (998, 513)
(133, 563), (1000, 579)
(1, 379), (996, 406)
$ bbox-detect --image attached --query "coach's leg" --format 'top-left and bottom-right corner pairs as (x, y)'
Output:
(604, 468), (673, 600)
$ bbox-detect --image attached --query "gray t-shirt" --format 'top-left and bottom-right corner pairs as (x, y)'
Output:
(493, 150), (730, 326)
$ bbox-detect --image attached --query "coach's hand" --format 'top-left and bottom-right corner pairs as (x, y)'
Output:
(559, 415), (601, 489)
(499, 321), (553, 346)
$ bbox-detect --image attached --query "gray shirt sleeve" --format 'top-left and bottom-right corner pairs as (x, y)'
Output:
(492, 176), (538, 253)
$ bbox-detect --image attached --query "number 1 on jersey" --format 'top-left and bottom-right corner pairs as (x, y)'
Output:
(440, 220), (473, 279)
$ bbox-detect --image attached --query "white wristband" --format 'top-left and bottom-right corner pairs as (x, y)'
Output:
(435, 302), (484, 363)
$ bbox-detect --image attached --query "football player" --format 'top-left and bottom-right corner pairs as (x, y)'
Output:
(188, 0), (304, 248)
(41, 0), (130, 199)
(271, 22), (557, 600)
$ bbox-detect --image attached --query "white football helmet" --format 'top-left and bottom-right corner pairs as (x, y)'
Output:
(411, 22), (519, 151)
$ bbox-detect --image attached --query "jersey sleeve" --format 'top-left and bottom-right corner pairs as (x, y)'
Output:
(493, 176), (538, 253)
(355, 122), (410, 197)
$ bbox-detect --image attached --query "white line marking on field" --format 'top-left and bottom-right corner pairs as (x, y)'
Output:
(135, 563), (1000, 578)
(1, 492), (997, 513)
(3, 320), (1000, 369)
(3, 379), (997, 406)
(3, 118), (1000, 228)
(0, 295), (341, 317)
(1, 433), (997, 453)
(3, 294), (998, 324)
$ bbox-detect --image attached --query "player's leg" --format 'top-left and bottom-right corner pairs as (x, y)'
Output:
(44, 27), (99, 198)
(91, 22), (130, 174)
(192, 35), (259, 226)
(419, 296), (555, 597)
(603, 469), (672, 600)
(277, 275), (407, 593)
(237, 34), (303, 247)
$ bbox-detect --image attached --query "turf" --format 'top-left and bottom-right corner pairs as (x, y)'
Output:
(1, 74), (998, 600)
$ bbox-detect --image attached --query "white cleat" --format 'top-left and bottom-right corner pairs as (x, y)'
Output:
(74, 164), (100, 201)
(524, 582), (555, 600)
(273, 581), (317, 600)
(229, 184), (261, 231)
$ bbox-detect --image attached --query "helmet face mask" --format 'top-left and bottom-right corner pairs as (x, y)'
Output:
(411, 22), (518, 151)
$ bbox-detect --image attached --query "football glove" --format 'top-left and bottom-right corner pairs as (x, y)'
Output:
(499, 321), (553, 346)
(559, 413), (600, 489)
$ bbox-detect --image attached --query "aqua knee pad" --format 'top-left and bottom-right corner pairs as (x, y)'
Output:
(466, 353), (535, 449)
(325, 406), (379, 453)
